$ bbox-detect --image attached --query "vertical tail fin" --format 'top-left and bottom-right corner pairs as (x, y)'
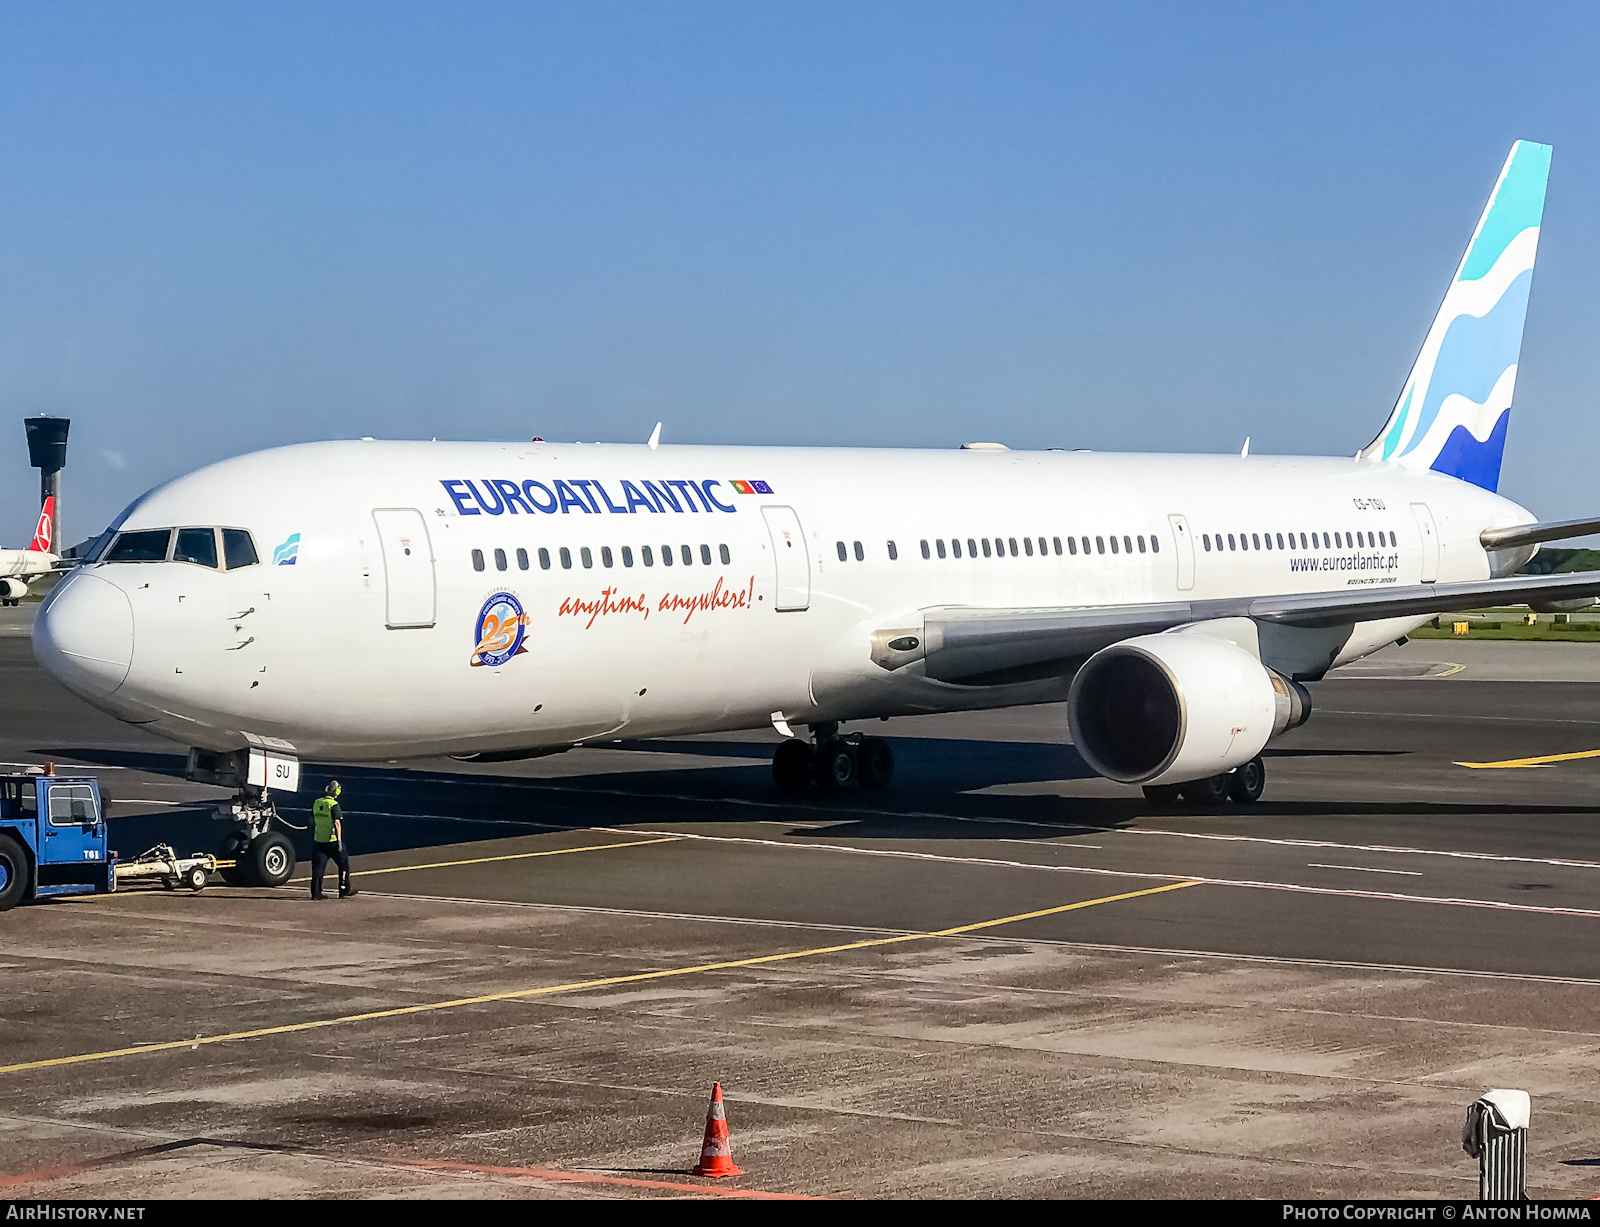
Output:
(29, 496), (54, 555)
(1358, 141), (1551, 490)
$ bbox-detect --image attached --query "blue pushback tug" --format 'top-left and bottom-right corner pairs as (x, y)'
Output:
(0, 769), (112, 910)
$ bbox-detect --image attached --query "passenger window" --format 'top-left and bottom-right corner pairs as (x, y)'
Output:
(472, 549), (485, 572)
(853, 541), (864, 562)
(106, 529), (172, 562)
(887, 541), (898, 561)
(982, 538), (992, 558)
(1334, 533), (1341, 548)
(967, 538), (978, 558)
(952, 539), (962, 558)
(720, 544), (731, 565)
(1151, 535), (1159, 554)
(623, 546), (635, 567)
(581, 547), (593, 568)
(1081, 537), (1090, 555)
(1067, 537), (1076, 556)
(1110, 536), (1119, 555)
(539, 547), (551, 570)
(921, 539), (931, 560)
(174, 528), (218, 569)
(602, 546), (614, 568)
(1203, 534), (1211, 551)
(1123, 535), (1132, 554)
(1096, 536), (1105, 555)
(1227, 534), (1236, 551)
(1137, 535), (1146, 554)
(1024, 537), (1034, 556)
(661, 544), (673, 566)
(517, 548), (529, 570)
(494, 548), (508, 571)
(836, 541), (847, 562)
(1276, 533), (1284, 550)
(1039, 537), (1048, 556)
(559, 547), (572, 569)
(643, 545), (655, 567)
(1300, 534), (1308, 549)
(681, 544), (693, 566)
(1251, 533), (1260, 551)
(936, 539), (947, 558)
(701, 544), (712, 566)
(1005, 537), (1015, 557)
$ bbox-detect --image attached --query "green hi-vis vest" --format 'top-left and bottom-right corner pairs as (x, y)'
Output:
(312, 796), (338, 843)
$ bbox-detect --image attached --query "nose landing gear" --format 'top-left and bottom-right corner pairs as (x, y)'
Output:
(772, 723), (895, 794)
(215, 787), (296, 887)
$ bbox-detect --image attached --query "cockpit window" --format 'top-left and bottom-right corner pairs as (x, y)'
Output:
(105, 529), (172, 562)
(79, 528), (116, 563)
(221, 529), (259, 570)
(174, 528), (219, 569)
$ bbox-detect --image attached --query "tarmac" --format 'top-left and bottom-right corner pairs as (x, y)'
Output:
(5, 607), (1600, 1199)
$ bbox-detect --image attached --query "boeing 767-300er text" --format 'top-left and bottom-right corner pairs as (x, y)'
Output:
(30, 141), (1600, 885)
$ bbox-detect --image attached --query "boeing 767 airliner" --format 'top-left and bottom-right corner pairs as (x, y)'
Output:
(30, 140), (1600, 886)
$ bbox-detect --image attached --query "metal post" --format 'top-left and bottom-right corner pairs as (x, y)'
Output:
(1463, 1089), (1529, 1201)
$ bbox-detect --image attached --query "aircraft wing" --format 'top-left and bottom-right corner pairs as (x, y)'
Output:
(882, 569), (1600, 682)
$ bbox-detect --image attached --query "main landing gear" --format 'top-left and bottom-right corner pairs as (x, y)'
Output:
(1141, 755), (1266, 808)
(215, 786), (296, 887)
(773, 723), (895, 794)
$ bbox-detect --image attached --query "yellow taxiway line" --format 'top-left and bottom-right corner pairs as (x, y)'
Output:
(0, 879), (1201, 1076)
(288, 834), (685, 883)
(1456, 748), (1600, 769)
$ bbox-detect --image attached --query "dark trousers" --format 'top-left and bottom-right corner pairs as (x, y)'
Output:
(311, 841), (351, 898)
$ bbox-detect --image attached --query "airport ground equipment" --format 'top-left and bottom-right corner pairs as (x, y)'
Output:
(113, 843), (216, 892)
(0, 767), (111, 911)
(1462, 1089), (1529, 1200)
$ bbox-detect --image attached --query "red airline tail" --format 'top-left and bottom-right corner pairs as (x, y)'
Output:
(29, 496), (53, 554)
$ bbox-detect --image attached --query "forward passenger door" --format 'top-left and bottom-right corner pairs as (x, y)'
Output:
(372, 508), (437, 629)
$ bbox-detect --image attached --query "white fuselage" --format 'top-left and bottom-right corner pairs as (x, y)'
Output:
(32, 440), (1531, 760)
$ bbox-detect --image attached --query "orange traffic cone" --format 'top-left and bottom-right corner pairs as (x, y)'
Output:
(691, 1082), (745, 1178)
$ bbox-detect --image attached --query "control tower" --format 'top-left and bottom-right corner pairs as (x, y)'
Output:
(23, 416), (69, 555)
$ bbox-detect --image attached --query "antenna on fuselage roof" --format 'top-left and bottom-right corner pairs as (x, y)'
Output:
(1240, 436), (1251, 458)
(648, 421), (662, 450)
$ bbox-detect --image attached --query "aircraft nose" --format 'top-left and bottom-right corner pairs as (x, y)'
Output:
(33, 572), (134, 698)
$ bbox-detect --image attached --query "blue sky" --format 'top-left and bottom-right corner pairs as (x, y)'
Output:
(2, 2), (1599, 545)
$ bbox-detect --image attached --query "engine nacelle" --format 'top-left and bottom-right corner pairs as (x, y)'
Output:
(1067, 631), (1311, 786)
(0, 578), (28, 601)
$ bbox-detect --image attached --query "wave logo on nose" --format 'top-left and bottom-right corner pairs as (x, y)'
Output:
(471, 591), (530, 668)
(273, 533), (301, 565)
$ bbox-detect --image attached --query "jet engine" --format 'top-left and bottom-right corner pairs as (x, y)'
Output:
(0, 579), (28, 602)
(1067, 631), (1311, 786)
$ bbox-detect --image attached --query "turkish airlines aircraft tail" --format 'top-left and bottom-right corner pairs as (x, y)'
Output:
(29, 497), (54, 555)
(1359, 140), (1551, 491)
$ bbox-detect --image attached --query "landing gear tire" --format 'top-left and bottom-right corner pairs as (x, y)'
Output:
(1179, 774), (1230, 805)
(857, 738), (894, 790)
(773, 739), (813, 794)
(247, 831), (295, 887)
(0, 833), (29, 912)
(1142, 783), (1182, 807)
(1228, 756), (1265, 804)
(819, 741), (857, 791)
(218, 830), (251, 886)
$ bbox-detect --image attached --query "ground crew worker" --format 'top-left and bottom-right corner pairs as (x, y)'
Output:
(310, 780), (357, 900)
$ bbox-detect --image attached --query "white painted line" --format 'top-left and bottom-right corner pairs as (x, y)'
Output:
(1307, 863), (1423, 877)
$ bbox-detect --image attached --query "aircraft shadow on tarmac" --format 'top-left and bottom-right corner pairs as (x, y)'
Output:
(43, 737), (1600, 872)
